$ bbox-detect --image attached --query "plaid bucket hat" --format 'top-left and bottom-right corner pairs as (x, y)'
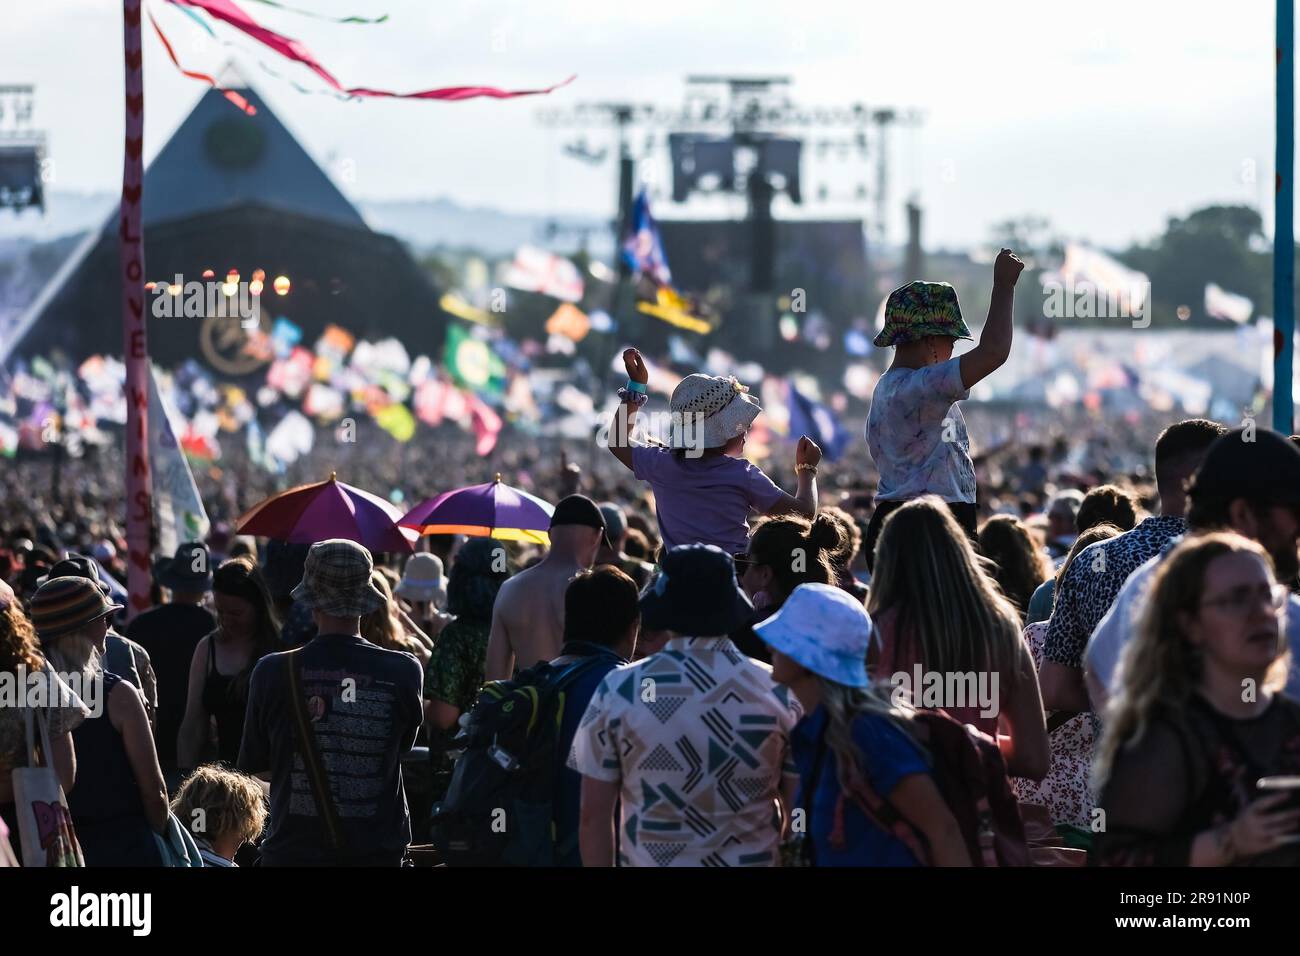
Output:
(291, 539), (388, 618)
(668, 373), (762, 450)
(873, 280), (972, 348)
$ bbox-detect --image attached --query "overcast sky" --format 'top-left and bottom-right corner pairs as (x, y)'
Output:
(3, 0), (1282, 250)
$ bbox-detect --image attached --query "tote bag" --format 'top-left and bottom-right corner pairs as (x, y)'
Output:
(11, 705), (84, 867)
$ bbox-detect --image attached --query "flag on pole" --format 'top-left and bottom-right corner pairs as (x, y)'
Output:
(621, 188), (672, 286)
(786, 380), (851, 462)
(148, 367), (211, 558)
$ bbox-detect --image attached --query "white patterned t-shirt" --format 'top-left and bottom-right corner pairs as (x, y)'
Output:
(569, 637), (802, 867)
(866, 357), (975, 504)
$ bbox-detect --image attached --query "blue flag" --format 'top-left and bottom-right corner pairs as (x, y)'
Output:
(786, 381), (851, 462)
(621, 188), (672, 286)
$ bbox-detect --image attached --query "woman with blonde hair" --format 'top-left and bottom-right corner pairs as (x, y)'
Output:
(756, 583), (970, 866)
(32, 577), (169, 865)
(361, 570), (432, 666)
(1094, 533), (1300, 866)
(868, 495), (1049, 780)
(978, 514), (1053, 622)
(172, 764), (268, 867)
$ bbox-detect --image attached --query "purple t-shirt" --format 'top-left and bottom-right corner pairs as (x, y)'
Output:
(632, 445), (786, 556)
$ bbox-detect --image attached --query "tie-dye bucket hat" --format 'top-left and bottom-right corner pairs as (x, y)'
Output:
(873, 280), (972, 348)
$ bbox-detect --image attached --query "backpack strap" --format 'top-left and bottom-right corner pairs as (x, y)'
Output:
(285, 649), (347, 853)
(804, 714), (932, 865)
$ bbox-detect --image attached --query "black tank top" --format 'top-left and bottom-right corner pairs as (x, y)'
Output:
(202, 634), (250, 765)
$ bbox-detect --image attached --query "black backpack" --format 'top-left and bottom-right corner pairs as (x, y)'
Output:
(429, 656), (605, 866)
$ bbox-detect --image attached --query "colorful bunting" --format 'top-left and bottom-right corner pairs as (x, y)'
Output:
(166, 0), (575, 102)
(149, 9), (256, 115)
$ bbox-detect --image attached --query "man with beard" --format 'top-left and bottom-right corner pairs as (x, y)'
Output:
(1086, 428), (1300, 711)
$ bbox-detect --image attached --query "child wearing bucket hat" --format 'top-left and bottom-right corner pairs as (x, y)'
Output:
(863, 249), (1024, 570)
(754, 583), (971, 867)
(606, 346), (821, 557)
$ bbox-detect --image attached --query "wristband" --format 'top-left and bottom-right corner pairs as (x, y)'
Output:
(795, 463), (818, 474)
(618, 387), (649, 407)
(625, 379), (648, 394)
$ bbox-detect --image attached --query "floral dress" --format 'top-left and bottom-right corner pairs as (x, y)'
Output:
(1011, 621), (1095, 828)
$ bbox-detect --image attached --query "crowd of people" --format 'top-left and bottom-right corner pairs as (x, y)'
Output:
(3, 249), (1299, 867)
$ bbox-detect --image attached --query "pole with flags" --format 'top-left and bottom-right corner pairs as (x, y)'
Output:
(1276, 0), (1295, 434)
(121, 0), (153, 618)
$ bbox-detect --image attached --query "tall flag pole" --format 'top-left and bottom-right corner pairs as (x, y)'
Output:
(121, 0), (154, 618)
(1276, 0), (1295, 434)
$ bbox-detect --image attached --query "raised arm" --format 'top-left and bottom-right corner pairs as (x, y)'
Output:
(765, 436), (821, 518)
(959, 248), (1023, 390)
(606, 347), (649, 472)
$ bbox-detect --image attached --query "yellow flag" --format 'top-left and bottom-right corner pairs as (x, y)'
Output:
(637, 285), (712, 335)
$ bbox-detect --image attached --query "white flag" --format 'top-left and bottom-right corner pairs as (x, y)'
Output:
(1204, 282), (1253, 324)
(148, 367), (211, 557)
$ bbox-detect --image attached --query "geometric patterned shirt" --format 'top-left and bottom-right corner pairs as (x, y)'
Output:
(569, 637), (802, 867)
(1043, 514), (1186, 670)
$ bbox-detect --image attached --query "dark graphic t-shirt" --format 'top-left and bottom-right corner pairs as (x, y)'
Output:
(237, 633), (423, 866)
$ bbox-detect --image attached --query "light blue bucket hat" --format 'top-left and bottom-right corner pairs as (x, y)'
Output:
(753, 582), (873, 688)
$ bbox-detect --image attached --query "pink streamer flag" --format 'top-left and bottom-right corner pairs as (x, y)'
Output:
(166, 0), (575, 100)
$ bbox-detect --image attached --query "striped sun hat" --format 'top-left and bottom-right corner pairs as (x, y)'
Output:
(30, 575), (123, 641)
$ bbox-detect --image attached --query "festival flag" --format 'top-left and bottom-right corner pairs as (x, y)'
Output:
(0, 421), (17, 458)
(621, 188), (672, 286)
(503, 246), (585, 303)
(786, 380), (851, 462)
(264, 409), (314, 468)
(466, 393), (503, 456)
(374, 402), (417, 442)
(544, 302), (591, 342)
(636, 285), (712, 335)
(148, 367), (212, 557)
(443, 324), (506, 396)
(440, 292), (499, 326)
(1204, 282), (1253, 324)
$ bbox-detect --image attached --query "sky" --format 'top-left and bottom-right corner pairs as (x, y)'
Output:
(1, 0), (1282, 251)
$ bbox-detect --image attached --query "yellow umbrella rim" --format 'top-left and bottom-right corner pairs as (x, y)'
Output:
(408, 524), (550, 546)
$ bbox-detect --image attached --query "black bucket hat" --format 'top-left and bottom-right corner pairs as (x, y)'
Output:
(153, 541), (213, 592)
(638, 544), (753, 637)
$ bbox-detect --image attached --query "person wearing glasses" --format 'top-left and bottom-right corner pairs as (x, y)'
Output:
(1086, 428), (1300, 713)
(1093, 532), (1300, 866)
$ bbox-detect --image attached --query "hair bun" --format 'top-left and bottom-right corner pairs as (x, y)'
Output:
(807, 514), (846, 554)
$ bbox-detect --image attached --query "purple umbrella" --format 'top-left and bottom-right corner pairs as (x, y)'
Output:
(237, 473), (418, 553)
(399, 474), (554, 545)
